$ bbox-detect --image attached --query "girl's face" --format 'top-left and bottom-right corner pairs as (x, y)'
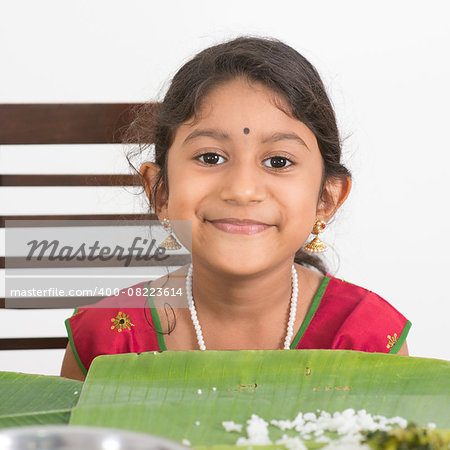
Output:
(154, 77), (331, 274)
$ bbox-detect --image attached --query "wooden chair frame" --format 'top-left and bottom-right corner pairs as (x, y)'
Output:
(0, 103), (190, 351)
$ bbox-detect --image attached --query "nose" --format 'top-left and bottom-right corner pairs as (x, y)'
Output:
(219, 162), (266, 205)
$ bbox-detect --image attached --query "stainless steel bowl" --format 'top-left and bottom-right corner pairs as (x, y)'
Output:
(0, 425), (188, 450)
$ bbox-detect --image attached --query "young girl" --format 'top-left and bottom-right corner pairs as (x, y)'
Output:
(60, 36), (411, 381)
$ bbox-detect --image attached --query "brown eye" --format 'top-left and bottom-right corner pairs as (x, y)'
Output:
(196, 153), (226, 165)
(263, 156), (293, 169)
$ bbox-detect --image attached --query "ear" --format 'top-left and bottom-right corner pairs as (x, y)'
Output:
(316, 176), (352, 222)
(139, 161), (169, 219)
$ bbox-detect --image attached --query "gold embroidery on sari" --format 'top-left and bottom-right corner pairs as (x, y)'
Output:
(110, 311), (135, 332)
(386, 333), (398, 349)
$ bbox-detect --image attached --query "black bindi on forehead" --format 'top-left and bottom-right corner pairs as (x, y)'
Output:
(243, 127), (250, 134)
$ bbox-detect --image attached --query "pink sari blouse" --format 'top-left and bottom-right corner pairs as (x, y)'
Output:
(65, 272), (411, 375)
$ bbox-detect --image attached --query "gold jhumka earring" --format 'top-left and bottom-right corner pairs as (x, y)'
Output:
(159, 217), (182, 250)
(303, 219), (327, 253)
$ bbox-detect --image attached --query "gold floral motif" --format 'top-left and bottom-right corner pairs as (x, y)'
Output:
(110, 311), (135, 332)
(386, 333), (398, 349)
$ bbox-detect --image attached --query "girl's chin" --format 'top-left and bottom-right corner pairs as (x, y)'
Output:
(206, 264), (271, 278)
(192, 248), (274, 271)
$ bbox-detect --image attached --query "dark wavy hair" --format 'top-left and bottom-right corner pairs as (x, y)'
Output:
(125, 35), (351, 276)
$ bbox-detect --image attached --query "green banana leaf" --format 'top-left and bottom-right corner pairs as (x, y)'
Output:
(69, 350), (450, 448)
(0, 371), (82, 428)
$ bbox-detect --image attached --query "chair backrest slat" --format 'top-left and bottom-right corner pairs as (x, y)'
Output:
(0, 103), (146, 144)
(0, 174), (140, 186)
(0, 254), (190, 270)
(0, 103), (163, 352)
(1, 214), (155, 227)
(0, 338), (69, 350)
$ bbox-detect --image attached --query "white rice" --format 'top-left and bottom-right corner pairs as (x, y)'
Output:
(222, 421), (243, 433)
(222, 408), (409, 448)
(235, 414), (272, 445)
(275, 434), (308, 450)
(315, 435), (332, 443)
(321, 434), (371, 449)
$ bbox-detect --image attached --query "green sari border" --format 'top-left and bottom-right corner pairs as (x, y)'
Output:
(290, 275), (331, 349)
(64, 307), (88, 376)
(389, 320), (412, 354)
(146, 283), (168, 351)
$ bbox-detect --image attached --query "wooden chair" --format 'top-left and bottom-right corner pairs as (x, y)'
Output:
(0, 104), (189, 354)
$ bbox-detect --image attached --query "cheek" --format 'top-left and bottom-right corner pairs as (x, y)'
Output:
(284, 163), (322, 207)
(284, 196), (317, 234)
(166, 153), (192, 215)
(280, 167), (322, 229)
(166, 170), (202, 219)
(166, 150), (219, 219)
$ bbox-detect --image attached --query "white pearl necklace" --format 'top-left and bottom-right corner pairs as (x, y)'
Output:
(186, 264), (299, 351)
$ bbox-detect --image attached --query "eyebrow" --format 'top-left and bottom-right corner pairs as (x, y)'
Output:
(262, 132), (309, 150)
(183, 129), (309, 150)
(183, 129), (230, 144)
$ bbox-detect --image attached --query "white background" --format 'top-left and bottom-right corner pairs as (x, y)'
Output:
(0, 0), (449, 375)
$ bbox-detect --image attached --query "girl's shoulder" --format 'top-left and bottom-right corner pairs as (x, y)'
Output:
(297, 270), (412, 354)
(323, 272), (404, 316)
(64, 279), (159, 375)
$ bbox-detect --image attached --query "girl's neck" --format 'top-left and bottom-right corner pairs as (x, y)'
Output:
(188, 258), (296, 325)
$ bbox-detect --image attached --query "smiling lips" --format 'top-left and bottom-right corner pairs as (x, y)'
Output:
(206, 218), (274, 235)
